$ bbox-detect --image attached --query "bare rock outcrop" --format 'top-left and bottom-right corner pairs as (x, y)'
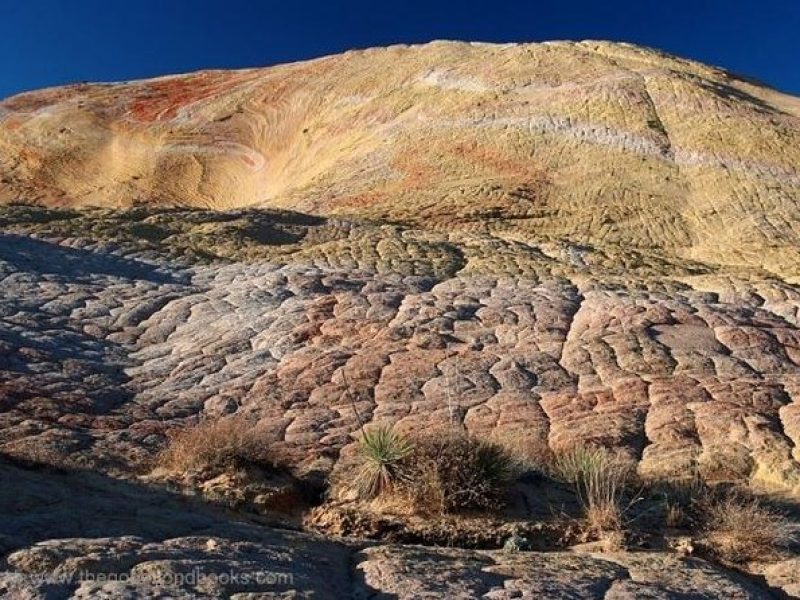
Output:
(0, 208), (799, 495)
(2, 41), (800, 279)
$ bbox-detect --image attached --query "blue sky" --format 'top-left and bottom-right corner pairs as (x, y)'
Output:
(1, 0), (799, 99)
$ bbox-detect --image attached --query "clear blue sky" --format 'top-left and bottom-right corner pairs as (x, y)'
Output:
(1, 0), (799, 100)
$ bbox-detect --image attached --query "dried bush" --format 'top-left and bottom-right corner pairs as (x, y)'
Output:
(700, 494), (795, 563)
(156, 416), (272, 474)
(405, 429), (517, 514)
(645, 474), (710, 529)
(338, 427), (516, 514)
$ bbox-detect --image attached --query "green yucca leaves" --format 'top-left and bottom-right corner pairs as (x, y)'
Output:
(354, 426), (414, 499)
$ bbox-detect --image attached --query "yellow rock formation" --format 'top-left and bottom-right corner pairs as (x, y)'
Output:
(1, 40), (799, 279)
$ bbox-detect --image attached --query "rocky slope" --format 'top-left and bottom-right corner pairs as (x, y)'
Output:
(1, 41), (800, 280)
(1, 41), (800, 598)
(1, 206), (799, 495)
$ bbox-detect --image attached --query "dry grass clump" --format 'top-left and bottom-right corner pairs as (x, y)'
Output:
(645, 474), (709, 529)
(664, 501), (688, 528)
(407, 430), (517, 514)
(342, 426), (517, 514)
(156, 416), (272, 474)
(699, 493), (795, 563)
(490, 429), (554, 474)
(550, 446), (637, 533)
(643, 474), (796, 563)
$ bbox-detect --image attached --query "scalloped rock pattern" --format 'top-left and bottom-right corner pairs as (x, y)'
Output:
(0, 41), (799, 495)
(0, 206), (799, 495)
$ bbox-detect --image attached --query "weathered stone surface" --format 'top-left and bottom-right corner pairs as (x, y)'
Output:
(2, 41), (800, 280)
(761, 557), (800, 597)
(355, 546), (772, 599)
(0, 221), (799, 493)
(0, 458), (352, 598)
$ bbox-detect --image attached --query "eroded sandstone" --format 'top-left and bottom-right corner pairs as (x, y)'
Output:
(0, 210), (798, 496)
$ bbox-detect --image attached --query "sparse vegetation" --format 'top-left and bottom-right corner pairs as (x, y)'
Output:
(406, 430), (517, 514)
(159, 413), (796, 568)
(640, 474), (796, 563)
(646, 474), (710, 529)
(664, 500), (688, 528)
(699, 493), (795, 563)
(339, 426), (516, 514)
(156, 416), (273, 474)
(550, 446), (636, 534)
(324, 429), (800, 566)
(550, 445), (609, 485)
(352, 426), (414, 499)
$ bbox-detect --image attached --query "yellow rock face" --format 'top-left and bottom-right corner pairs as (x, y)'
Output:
(1, 40), (799, 278)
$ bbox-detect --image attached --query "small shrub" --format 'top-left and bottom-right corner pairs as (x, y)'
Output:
(491, 429), (554, 474)
(700, 494), (795, 563)
(340, 427), (517, 514)
(352, 426), (414, 499)
(646, 475), (710, 529)
(406, 430), (517, 514)
(156, 416), (271, 474)
(550, 445), (607, 484)
(551, 446), (636, 533)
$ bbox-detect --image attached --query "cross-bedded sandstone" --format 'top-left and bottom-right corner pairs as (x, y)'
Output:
(2, 41), (800, 280)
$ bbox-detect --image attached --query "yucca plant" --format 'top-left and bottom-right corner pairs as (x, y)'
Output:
(353, 426), (414, 499)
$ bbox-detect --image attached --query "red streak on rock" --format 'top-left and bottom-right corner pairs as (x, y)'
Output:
(128, 72), (255, 123)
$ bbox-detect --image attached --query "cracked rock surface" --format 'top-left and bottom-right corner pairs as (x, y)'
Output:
(1, 212), (798, 596)
(1, 214), (799, 493)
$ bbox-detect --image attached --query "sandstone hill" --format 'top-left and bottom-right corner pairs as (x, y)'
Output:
(1, 41), (800, 597)
(1, 40), (800, 280)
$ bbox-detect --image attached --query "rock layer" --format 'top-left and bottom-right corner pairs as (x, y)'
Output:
(0, 208), (799, 494)
(2, 41), (800, 279)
